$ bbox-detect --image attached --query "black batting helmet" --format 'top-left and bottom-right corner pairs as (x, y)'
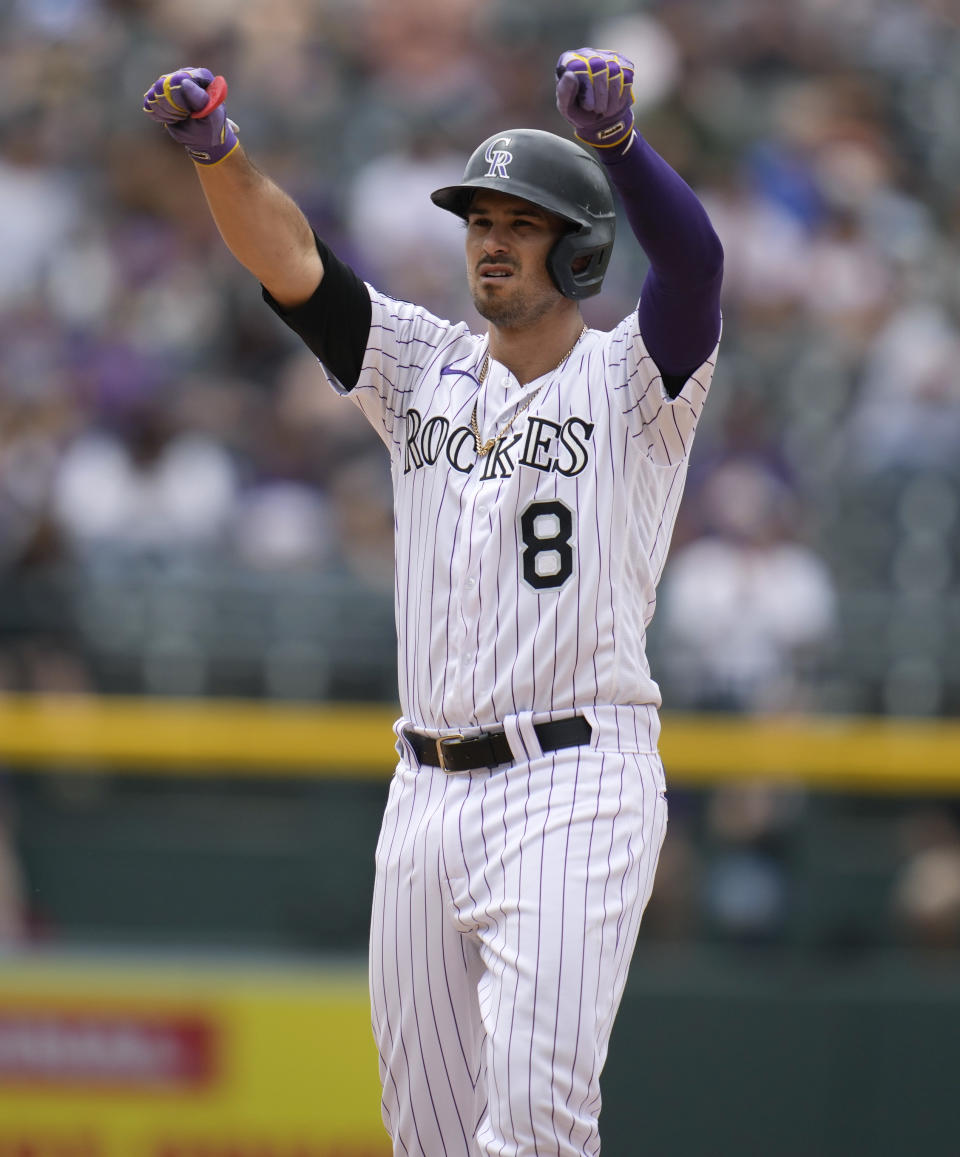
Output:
(430, 128), (616, 300)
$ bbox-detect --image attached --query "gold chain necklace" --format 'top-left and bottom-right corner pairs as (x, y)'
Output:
(469, 325), (587, 457)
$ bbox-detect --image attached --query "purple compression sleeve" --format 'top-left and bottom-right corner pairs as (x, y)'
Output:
(601, 134), (723, 386)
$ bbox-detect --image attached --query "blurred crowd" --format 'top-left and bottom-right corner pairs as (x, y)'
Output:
(4, 0), (960, 961)
(1, 0), (960, 715)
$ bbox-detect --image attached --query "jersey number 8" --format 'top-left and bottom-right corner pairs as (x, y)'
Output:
(520, 500), (575, 590)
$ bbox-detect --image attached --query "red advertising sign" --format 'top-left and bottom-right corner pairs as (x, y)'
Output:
(0, 960), (389, 1157)
(0, 1010), (217, 1091)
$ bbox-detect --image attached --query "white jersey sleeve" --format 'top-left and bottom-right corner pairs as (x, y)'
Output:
(608, 311), (717, 468)
(334, 287), (475, 455)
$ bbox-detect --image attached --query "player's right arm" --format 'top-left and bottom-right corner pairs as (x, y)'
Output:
(142, 67), (322, 308)
(195, 148), (323, 308)
(140, 65), (460, 452)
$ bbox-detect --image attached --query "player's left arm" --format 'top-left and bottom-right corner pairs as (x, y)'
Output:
(557, 49), (723, 396)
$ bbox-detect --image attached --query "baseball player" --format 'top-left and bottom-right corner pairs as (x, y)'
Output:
(143, 47), (723, 1156)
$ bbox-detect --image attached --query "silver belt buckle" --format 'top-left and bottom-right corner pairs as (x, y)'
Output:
(435, 733), (466, 772)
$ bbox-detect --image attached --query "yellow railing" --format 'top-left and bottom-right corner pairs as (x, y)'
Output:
(0, 694), (958, 792)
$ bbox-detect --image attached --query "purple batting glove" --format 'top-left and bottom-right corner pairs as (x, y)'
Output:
(142, 67), (239, 166)
(556, 48), (635, 152)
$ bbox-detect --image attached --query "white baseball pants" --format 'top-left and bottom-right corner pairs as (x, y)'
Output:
(369, 738), (668, 1156)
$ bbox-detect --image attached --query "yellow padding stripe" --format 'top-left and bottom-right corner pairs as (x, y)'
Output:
(0, 696), (394, 773)
(0, 695), (959, 791)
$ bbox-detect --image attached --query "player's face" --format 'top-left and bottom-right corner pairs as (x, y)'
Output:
(464, 192), (568, 328)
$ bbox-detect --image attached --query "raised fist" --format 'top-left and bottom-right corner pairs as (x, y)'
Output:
(556, 48), (635, 151)
(142, 67), (239, 166)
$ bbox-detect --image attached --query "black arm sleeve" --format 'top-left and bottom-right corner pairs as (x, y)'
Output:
(261, 233), (372, 391)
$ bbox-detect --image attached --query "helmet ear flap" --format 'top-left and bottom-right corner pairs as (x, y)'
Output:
(548, 233), (614, 300)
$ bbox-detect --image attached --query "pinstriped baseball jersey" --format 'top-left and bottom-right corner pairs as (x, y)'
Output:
(330, 285), (717, 733)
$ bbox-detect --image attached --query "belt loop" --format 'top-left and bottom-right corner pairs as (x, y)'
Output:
(502, 713), (542, 764)
(396, 721), (418, 766)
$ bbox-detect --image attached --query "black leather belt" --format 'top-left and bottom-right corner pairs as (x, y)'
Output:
(403, 716), (592, 772)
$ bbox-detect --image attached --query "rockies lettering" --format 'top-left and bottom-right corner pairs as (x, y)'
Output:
(404, 407), (595, 478)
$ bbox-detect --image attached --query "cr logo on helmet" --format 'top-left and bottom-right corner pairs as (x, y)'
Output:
(483, 137), (513, 179)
